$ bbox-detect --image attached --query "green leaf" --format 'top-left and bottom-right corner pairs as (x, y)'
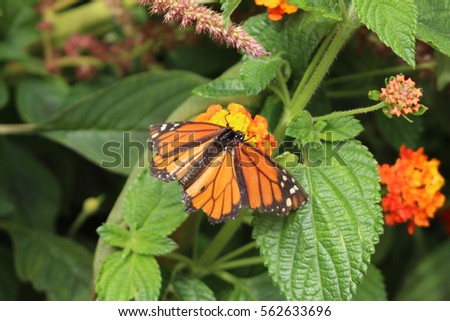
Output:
(354, 0), (417, 67)
(96, 252), (161, 300)
(240, 57), (284, 95)
(97, 223), (130, 249)
(352, 264), (387, 300)
(227, 273), (285, 300)
(128, 230), (178, 256)
(173, 275), (216, 301)
(316, 116), (364, 141)
(41, 70), (206, 175)
(288, 0), (343, 20)
(123, 169), (186, 233)
(416, 0), (450, 58)
(286, 110), (318, 142)
(253, 140), (383, 300)
(0, 138), (61, 231)
(396, 239), (450, 300)
(221, 0), (241, 27)
(193, 78), (246, 97)
(0, 79), (9, 109)
(16, 76), (70, 123)
(244, 15), (283, 54)
(375, 112), (423, 149)
(436, 52), (450, 91)
(7, 226), (93, 300)
(0, 246), (19, 300)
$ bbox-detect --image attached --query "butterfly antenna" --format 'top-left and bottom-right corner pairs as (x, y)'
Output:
(225, 111), (231, 128)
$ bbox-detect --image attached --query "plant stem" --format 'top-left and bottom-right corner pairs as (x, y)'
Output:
(215, 241), (257, 264)
(0, 123), (38, 135)
(165, 252), (195, 266)
(213, 257), (263, 270)
(325, 61), (435, 86)
(198, 213), (246, 266)
(274, 13), (358, 139)
(312, 101), (386, 122)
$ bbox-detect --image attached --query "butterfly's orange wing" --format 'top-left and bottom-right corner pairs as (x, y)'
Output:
(149, 121), (225, 182)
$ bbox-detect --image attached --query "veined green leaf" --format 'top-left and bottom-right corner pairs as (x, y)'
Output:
(354, 0), (417, 67)
(240, 57), (285, 95)
(40, 70), (206, 175)
(253, 140), (383, 300)
(0, 138), (61, 231)
(352, 264), (387, 300)
(173, 275), (216, 301)
(221, 0), (241, 27)
(7, 225), (92, 300)
(316, 116), (364, 141)
(416, 0), (450, 58)
(123, 169), (186, 234)
(396, 239), (450, 300)
(288, 0), (343, 20)
(96, 252), (161, 301)
(97, 223), (130, 249)
(286, 110), (318, 142)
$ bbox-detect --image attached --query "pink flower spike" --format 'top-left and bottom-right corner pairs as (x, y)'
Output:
(142, 0), (270, 58)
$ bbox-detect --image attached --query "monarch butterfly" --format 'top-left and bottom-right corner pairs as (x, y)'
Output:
(148, 121), (308, 223)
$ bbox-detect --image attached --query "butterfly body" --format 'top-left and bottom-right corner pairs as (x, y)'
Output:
(149, 121), (307, 223)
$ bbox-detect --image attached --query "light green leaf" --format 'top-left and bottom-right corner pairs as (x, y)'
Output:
(16, 76), (69, 123)
(221, 0), (241, 27)
(316, 116), (364, 141)
(227, 273), (285, 300)
(0, 138), (61, 231)
(96, 252), (161, 300)
(40, 70), (206, 175)
(0, 246), (19, 300)
(416, 0), (450, 58)
(128, 231), (178, 256)
(354, 0), (417, 67)
(97, 223), (130, 249)
(193, 78), (246, 97)
(396, 239), (450, 300)
(123, 169), (186, 234)
(286, 110), (318, 142)
(8, 226), (92, 300)
(436, 52), (450, 90)
(173, 275), (216, 301)
(0, 79), (9, 109)
(352, 264), (387, 301)
(240, 57), (284, 95)
(253, 140), (383, 300)
(288, 0), (343, 20)
(375, 112), (423, 149)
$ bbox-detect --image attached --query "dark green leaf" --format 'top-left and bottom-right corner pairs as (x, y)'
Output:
(253, 140), (383, 300)
(0, 246), (19, 300)
(8, 226), (93, 300)
(41, 70), (206, 175)
(288, 0), (342, 20)
(16, 76), (69, 123)
(221, 0), (242, 27)
(0, 79), (9, 109)
(227, 273), (285, 300)
(416, 0), (450, 58)
(193, 78), (246, 97)
(0, 138), (61, 231)
(352, 264), (387, 300)
(97, 223), (130, 249)
(244, 15), (283, 54)
(240, 57), (284, 95)
(375, 112), (423, 149)
(436, 52), (450, 90)
(123, 169), (186, 234)
(396, 239), (450, 300)
(316, 116), (364, 141)
(173, 275), (216, 301)
(354, 0), (417, 67)
(96, 252), (161, 300)
(286, 110), (318, 142)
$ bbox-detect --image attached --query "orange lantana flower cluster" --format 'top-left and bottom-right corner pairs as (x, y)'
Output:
(380, 74), (426, 117)
(255, 0), (298, 21)
(378, 145), (446, 234)
(193, 103), (277, 156)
